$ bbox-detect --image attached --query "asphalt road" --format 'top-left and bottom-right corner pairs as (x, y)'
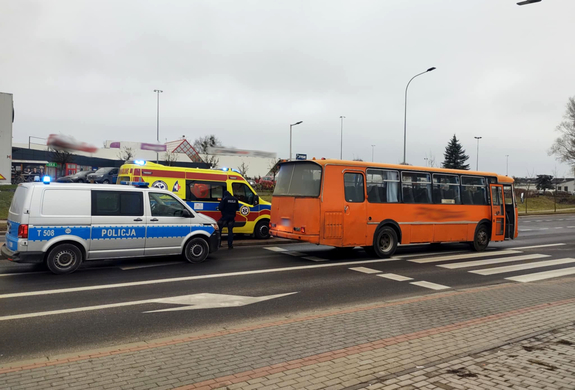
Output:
(1, 214), (575, 363)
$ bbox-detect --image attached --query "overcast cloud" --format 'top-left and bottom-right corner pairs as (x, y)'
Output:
(1, 0), (574, 177)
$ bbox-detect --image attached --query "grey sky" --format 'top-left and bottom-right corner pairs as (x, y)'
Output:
(2, 0), (574, 177)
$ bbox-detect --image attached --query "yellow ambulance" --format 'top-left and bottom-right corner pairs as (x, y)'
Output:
(117, 161), (271, 238)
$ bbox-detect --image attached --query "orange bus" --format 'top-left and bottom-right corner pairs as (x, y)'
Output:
(270, 159), (518, 257)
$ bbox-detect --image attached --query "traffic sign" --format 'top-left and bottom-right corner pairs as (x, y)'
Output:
(296, 154), (307, 160)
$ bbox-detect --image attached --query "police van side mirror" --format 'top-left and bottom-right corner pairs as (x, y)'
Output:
(182, 209), (193, 218)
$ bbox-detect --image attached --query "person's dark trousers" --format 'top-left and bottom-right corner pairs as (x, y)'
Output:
(218, 219), (235, 248)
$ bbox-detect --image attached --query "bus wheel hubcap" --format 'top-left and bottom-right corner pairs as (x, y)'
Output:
(55, 251), (75, 268)
(478, 230), (488, 245)
(379, 233), (392, 252)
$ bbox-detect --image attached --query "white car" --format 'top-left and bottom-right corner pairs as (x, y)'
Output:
(1, 181), (220, 274)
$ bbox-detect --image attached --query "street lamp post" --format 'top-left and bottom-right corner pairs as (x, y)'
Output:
(506, 155), (510, 176)
(403, 67), (436, 165)
(474, 136), (482, 171)
(153, 89), (163, 163)
(340, 116), (345, 160)
(289, 121), (303, 160)
(371, 145), (375, 162)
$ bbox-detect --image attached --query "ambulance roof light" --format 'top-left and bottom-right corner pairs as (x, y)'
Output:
(42, 176), (51, 184)
(221, 167), (229, 171)
(134, 160), (146, 165)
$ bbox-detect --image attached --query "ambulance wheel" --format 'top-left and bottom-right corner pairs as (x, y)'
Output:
(254, 220), (270, 239)
(184, 237), (209, 263)
(372, 226), (398, 258)
(46, 243), (83, 275)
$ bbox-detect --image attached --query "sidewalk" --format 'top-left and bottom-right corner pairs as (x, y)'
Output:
(1, 277), (575, 389)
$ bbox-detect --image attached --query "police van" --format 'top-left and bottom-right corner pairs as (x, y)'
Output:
(0, 181), (220, 274)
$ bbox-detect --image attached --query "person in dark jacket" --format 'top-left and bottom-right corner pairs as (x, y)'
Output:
(218, 191), (240, 249)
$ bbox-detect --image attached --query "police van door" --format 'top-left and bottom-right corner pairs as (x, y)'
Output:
(90, 190), (146, 259)
(145, 192), (192, 256)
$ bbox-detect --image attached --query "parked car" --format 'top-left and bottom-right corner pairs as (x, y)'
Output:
(87, 167), (119, 184)
(257, 176), (276, 190)
(56, 170), (94, 183)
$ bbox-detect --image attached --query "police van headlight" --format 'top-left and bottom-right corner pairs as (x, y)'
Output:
(212, 223), (219, 230)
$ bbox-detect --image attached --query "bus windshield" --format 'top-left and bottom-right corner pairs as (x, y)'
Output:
(274, 162), (322, 197)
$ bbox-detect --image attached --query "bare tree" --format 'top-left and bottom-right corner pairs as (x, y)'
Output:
(163, 150), (179, 166)
(268, 158), (281, 179)
(549, 97), (575, 164)
(426, 151), (437, 167)
(237, 161), (249, 177)
(49, 148), (75, 177)
(193, 135), (222, 168)
(117, 146), (134, 162)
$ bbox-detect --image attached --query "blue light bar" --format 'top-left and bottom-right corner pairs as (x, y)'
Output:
(134, 160), (146, 165)
(42, 176), (51, 184)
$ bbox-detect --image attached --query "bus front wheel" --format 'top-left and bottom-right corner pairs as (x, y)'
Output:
(372, 226), (398, 258)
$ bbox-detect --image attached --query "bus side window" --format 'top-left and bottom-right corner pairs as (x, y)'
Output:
(344, 173), (365, 203)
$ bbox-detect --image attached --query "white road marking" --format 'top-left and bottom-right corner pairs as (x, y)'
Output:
(471, 258), (575, 276)
(302, 256), (328, 262)
(409, 250), (521, 264)
(511, 243), (566, 250)
(505, 266), (575, 283)
(555, 227), (564, 229)
(264, 247), (289, 252)
(144, 292), (297, 313)
(568, 226), (575, 228)
(286, 251), (307, 257)
(377, 273), (413, 281)
(519, 229), (533, 232)
(349, 267), (382, 274)
(120, 262), (182, 270)
(0, 271), (47, 277)
(0, 257), (404, 299)
(395, 251), (466, 259)
(0, 292), (297, 321)
(539, 228), (549, 230)
(439, 254), (550, 269)
(410, 281), (450, 290)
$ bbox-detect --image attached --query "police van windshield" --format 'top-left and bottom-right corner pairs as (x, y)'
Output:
(273, 162), (322, 197)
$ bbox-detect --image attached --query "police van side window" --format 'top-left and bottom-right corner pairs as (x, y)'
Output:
(149, 192), (187, 217)
(92, 191), (143, 216)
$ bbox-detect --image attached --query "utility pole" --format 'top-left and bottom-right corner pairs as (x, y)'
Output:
(340, 116), (345, 160)
(153, 89), (163, 163)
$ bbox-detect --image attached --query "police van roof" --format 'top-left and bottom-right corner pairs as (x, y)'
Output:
(18, 182), (170, 192)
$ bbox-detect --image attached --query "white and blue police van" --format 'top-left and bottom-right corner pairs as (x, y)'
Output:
(0, 180), (220, 274)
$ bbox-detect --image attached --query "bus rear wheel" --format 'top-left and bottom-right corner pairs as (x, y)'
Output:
(470, 224), (490, 252)
(372, 226), (398, 258)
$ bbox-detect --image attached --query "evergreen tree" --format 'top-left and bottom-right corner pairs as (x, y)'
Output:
(442, 135), (470, 170)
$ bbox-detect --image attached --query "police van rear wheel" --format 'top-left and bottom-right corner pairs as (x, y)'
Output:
(46, 244), (83, 275)
(254, 220), (270, 239)
(184, 237), (209, 263)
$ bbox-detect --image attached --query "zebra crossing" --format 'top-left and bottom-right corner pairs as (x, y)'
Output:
(408, 243), (574, 284)
(265, 242), (573, 290)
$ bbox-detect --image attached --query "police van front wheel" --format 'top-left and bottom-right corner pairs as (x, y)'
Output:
(254, 220), (270, 239)
(184, 237), (209, 263)
(46, 244), (83, 275)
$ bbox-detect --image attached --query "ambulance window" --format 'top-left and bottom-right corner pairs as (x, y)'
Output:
(186, 180), (226, 202)
(92, 191), (143, 216)
(232, 183), (256, 205)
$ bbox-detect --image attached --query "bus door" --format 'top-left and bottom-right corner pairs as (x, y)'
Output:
(503, 184), (516, 239)
(490, 184), (506, 241)
(343, 171), (367, 246)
